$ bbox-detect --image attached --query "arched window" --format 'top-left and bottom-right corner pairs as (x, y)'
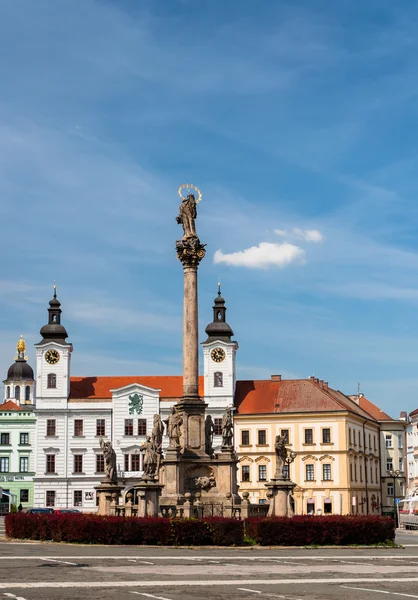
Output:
(214, 371), (223, 387)
(15, 385), (20, 401)
(217, 311), (222, 320)
(47, 374), (57, 389)
(25, 386), (31, 401)
(6, 386), (10, 399)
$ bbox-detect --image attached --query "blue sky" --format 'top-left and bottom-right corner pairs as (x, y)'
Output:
(1, 0), (418, 416)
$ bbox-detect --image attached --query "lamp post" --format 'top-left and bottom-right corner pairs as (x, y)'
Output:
(389, 469), (401, 526)
(283, 450), (297, 480)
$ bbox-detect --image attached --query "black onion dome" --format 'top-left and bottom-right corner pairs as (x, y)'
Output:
(38, 288), (69, 344)
(7, 359), (34, 381)
(204, 286), (234, 343)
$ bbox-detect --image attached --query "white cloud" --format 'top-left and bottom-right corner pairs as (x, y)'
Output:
(213, 242), (305, 269)
(293, 228), (324, 242)
(274, 228), (324, 242)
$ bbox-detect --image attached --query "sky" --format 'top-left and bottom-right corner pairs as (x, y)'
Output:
(1, 0), (418, 416)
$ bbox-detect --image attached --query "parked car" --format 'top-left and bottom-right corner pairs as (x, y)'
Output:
(54, 509), (81, 514)
(22, 508), (54, 514)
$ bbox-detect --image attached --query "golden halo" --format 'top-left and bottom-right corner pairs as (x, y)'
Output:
(178, 183), (202, 203)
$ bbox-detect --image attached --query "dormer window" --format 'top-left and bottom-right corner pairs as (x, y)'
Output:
(214, 371), (223, 387)
(47, 373), (57, 389)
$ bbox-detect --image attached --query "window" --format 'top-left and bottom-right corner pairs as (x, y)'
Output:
(96, 454), (104, 473)
(385, 434), (393, 448)
(282, 464), (289, 480)
(349, 428), (351, 445)
(374, 435), (377, 450)
(25, 386), (30, 401)
(350, 464), (353, 481)
(46, 419), (56, 437)
(259, 499), (267, 505)
(20, 432), (29, 445)
(258, 430), (266, 445)
(305, 429), (313, 444)
(258, 465), (267, 481)
(6, 386), (10, 399)
(15, 385), (20, 401)
(74, 420), (83, 437)
(281, 429), (289, 443)
(131, 454), (140, 471)
(124, 454), (130, 471)
(359, 430), (362, 448)
(0, 457), (9, 473)
(399, 458), (404, 472)
(214, 418), (222, 435)
(74, 455), (83, 474)
(19, 457), (29, 473)
(354, 464), (357, 482)
(96, 419), (105, 437)
(398, 434), (404, 449)
(368, 434), (371, 449)
(74, 490), (82, 507)
(386, 458), (393, 472)
(305, 464), (314, 481)
(138, 419), (147, 436)
(241, 430), (250, 445)
(242, 465), (250, 481)
(324, 501), (332, 514)
(20, 489), (29, 503)
(322, 428), (331, 443)
(46, 455), (56, 473)
(214, 372), (223, 387)
(387, 483), (394, 496)
(125, 419), (134, 436)
(307, 501), (315, 514)
(323, 463), (331, 481)
(370, 465), (373, 483)
(47, 374), (57, 389)
(0, 433), (10, 445)
(46, 490), (55, 507)
(360, 465), (363, 482)
(375, 466), (378, 483)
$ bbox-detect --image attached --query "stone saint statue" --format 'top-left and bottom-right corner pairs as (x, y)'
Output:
(165, 406), (183, 448)
(221, 407), (233, 448)
(274, 434), (288, 479)
(140, 435), (158, 478)
(176, 193), (197, 239)
(99, 437), (117, 484)
(151, 414), (164, 452)
(205, 415), (215, 456)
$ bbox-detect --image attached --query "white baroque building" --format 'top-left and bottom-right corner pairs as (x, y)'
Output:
(32, 287), (237, 510)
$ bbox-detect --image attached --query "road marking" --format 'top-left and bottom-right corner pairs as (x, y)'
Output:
(131, 594), (172, 600)
(341, 586), (418, 598)
(39, 557), (78, 566)
(3, 594), (28, 600)
(128, 560), (155, 565)
(0, 555), (415, 561)
(5, 577), (418, 589)
(238, 590), (262, 594)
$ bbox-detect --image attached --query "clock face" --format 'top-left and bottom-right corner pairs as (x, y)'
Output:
(211, 347), (226, 363)
(45, 349), (60, 365)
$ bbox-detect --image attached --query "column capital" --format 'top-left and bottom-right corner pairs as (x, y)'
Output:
(176, 237), (206, 269)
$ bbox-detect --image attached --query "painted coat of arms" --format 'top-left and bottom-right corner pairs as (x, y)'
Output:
(128, 393), (144, 415)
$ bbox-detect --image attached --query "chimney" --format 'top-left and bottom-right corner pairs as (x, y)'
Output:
(319, 380), (324, 388)
(400, 411), (407, 421)
(271, 374), (282, 382)
(323, 382), (328, 390)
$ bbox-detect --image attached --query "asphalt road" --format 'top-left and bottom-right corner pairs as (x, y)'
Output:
(0, 530), (417, 600)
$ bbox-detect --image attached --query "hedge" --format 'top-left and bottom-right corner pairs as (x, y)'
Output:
(245, 515), (395, 546)
(5, 514), (394, 546)
(5, 514), (243, 546)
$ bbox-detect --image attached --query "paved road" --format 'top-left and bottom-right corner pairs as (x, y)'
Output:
(0, 530), (417, 600)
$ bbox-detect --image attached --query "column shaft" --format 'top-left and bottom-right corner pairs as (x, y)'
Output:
(183, 266), (199, 397)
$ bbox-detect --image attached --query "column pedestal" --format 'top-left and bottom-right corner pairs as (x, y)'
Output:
(134, 481), (164, 517)
(95, 482), (123, 516)
(265, 478), (296, 517)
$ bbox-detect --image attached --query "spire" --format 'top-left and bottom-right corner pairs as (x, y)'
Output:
(6, 337), (34, 382)
(203, 283), (234, 343)
(38, 287), (69, 345)
(16, 335), (27, 361)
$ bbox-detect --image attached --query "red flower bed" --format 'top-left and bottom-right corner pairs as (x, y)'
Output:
(246, 515), (395, 546)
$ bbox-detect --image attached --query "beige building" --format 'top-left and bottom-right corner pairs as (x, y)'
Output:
(234, 375), (382, 515)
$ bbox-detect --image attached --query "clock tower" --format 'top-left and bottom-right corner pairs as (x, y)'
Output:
(202, 285), (238, 431)
(34, 286), (73, 408)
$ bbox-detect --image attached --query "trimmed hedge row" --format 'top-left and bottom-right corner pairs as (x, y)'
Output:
(246, 515), (395, 546)
(5, 514), (243, 546)
(5, 513), (394, 546)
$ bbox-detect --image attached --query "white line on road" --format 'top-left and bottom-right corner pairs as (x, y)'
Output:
(341, 585), (418, 598)
(3, 594), (27, 600)
(131, 593), (173, 600)
(128, 560), (155, 565)
(39, 557), (78, 566)
(238, 590), (262, 594)
(5, 577), (418, 589)
(0, 555), (415, 561)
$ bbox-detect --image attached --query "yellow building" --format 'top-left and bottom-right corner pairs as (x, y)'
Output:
(234, 375), (382, 515)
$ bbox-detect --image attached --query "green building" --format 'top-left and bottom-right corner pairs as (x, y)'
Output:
(0, 337), (36, 512)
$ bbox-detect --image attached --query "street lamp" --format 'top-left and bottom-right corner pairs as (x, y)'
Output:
(283, 450), (297, 480)
(389, 469), (401, 526)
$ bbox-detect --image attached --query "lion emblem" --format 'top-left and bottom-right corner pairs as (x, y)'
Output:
(128, 393), (144, 415)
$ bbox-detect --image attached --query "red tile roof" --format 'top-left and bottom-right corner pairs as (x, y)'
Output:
(0, 400), (22, 411)
(235, 378), (377, 420)
(357, 395), (393, 421)
(70, 376), (204, 400)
